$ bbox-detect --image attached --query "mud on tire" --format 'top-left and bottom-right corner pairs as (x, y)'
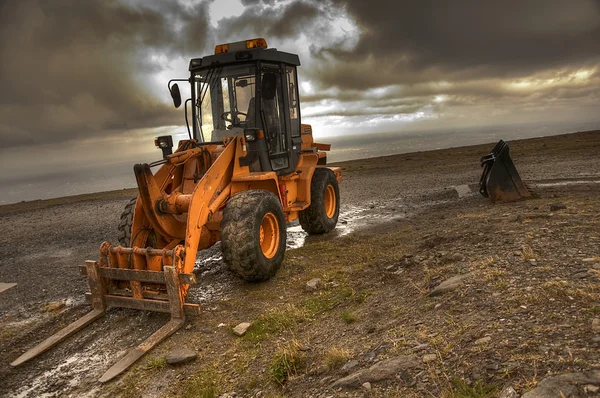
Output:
(117, 197), (137, 246)
(221, 190), (287, 282)
(299, 168), (340, 235)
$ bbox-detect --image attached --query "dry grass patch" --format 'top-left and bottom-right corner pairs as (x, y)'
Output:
(324, 347), (353, 370)
(340, 310), (357, 324)
(521, 245), (536, 260)
(143, 356), (167, 370)
(269, 340), (305, 385)
(534, 280), (599, 304)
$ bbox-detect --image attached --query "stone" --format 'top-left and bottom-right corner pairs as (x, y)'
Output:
(0, 282), (17, 294)
(412, 343), (430, 352)
(522, 370), (600, 397)
(362, 382), (372, 390)
(549, 203), (567, 211)
(422, 354), (437, 363)
(454, 184), (472, 198)
(573, 271), (589, 279)
(474, 336), (491, 345)
(341, 360), (359, 374)
(166, 349), (197, 365)
(427, 273), (473, 297)
(498, 386), (518, 398)
(592, 318), (600, 332)
(582, 257), (599, 263)
(305, 278), (322, 292)
(584, 384), (599, 394)
(232, 322), (252, 336)
(441, 252), (465, 263)
(331, 355), (421, 388)
(486, 363), (499, 371)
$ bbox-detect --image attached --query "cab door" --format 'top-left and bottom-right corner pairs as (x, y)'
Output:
(260, 64), (295, 175)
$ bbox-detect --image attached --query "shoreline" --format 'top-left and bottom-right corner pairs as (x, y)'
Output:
(1, 128), (597, 214)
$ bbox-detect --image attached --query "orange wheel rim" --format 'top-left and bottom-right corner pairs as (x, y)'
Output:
(324, 184), (336, 218)
(260, 212), (279, 259)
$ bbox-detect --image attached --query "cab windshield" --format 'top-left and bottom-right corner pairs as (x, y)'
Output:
(194, 64), (256, 142)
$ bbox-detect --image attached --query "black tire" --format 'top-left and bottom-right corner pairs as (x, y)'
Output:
(299, 168), (340, 235)
(221, 190), (287, 282)
(117, 197), (137, 246)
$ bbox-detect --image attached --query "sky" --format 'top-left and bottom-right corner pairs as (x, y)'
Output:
(0, 0), (599, 202)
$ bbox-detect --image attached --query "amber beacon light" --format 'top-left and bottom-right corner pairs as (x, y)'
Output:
(214, 38), (268, 54)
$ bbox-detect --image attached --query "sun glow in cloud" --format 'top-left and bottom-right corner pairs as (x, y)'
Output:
(507, 68), (596, 91)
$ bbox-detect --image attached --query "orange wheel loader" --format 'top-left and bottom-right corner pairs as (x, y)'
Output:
(11, 38), (341, 382)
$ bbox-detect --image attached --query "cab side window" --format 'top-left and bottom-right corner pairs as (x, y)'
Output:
(286, 66), (300, 137)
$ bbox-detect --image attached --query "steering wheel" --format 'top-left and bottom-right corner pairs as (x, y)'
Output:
(221, 111), (247, 123)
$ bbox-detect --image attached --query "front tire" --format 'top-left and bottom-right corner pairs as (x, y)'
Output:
(117, 197), (137, 246)
(221, 190), (287, 282)
(299, 168), (340, 234)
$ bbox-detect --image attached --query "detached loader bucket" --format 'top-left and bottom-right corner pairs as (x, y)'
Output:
(479, 140), (531, 203)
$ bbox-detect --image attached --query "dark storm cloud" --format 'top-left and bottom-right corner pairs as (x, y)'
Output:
(1, 0), (599, 150)
(215, 0), (322, 41)
(0, 0), (211, 148)
(311, 0), (600, 90)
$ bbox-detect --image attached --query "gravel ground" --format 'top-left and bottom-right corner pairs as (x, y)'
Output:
(0, 129), (598, 397)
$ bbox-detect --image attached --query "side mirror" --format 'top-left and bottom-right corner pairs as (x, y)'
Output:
(170, 83), (182, 108)
(236, 79), (248, 88)
(261, 72), (277, 100)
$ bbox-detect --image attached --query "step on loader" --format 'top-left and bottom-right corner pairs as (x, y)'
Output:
(11, 38), (342, 382)
(479, 140), (531, 203)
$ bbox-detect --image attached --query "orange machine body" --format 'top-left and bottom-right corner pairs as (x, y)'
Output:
(108, 125), (341, 286)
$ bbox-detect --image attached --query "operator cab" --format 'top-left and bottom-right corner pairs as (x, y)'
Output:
(175, 38), (302, 175)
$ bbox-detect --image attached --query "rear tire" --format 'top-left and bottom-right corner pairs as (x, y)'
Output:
(117, 197), (137, 246)
(221, 190), (287, 282)
(299, 168), (340, 234)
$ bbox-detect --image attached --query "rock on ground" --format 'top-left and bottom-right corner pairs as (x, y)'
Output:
(549, 203), (567, 211)
(521, 371), (600, 398)
(427, 272), (473, 297)
(498, 386), (518, 398)
(422, 354), (437, 363)
(166, 349), (197, 365)
(305, 278), (322, 292)
(331, 355), (421, 388)
(232, 322), (252, 336)
(454, 184), (472, 198)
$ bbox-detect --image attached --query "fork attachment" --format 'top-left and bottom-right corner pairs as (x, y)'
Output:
(10, 243), (200, 383)
(479, 140), (532, 203)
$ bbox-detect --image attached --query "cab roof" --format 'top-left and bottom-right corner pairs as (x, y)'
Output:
(189, 48), (300, 71)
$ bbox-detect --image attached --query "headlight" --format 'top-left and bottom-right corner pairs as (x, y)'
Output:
(245, 133), (256, 142)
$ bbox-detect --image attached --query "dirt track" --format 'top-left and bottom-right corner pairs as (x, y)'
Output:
(0, 130), (599, 397)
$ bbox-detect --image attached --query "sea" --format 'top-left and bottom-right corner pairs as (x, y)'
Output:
(1, 122), (597, 205)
